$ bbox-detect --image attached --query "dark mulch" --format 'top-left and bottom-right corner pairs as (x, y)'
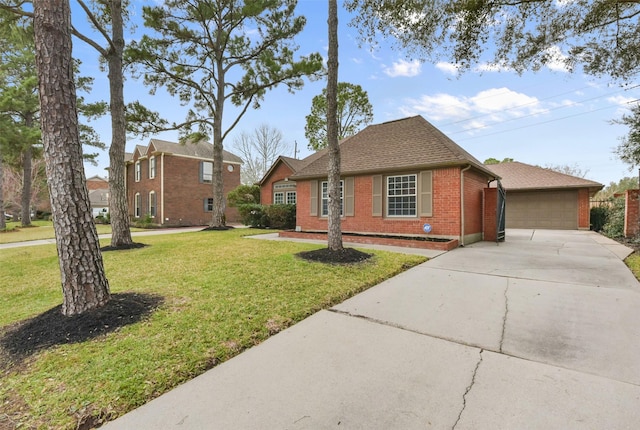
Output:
(0, 292), (163, 370)
(101, 242), (148, 252)
(201, 225), (235, 231)
(297, 247), (373, 264)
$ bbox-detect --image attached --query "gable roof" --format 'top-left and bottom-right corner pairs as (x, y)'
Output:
(486, 161), (603, 191)
(290, 116), (496, 179)
(127, 139), (243, 164)
(258, 153), (326, 185)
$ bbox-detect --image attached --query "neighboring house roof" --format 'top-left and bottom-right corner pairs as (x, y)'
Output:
(258, 154), (324, 185)
(88, 189), (110, 207)
(290, 115), (497, 180)
(486, 161), (603, 192)
(124, 152), (133, 162)
(147, 139), (243, 164)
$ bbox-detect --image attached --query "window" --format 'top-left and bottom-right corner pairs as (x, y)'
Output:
(135, 161), (141, 182)
(201, 161), (213, 183)
(149, 156), (156, 179)
(149, 191), (156, 217)
(204, 198), (214, 212)
(134, 193), (141, 218)
(321, 180), (343, 216)
(286, 191), (297, 205)
(387, 174), (417, 217)
(274, 192), (284, 204)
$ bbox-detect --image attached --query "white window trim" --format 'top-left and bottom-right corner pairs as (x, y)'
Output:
(201, 161), (213, 184)
(386, 174), (418, 218)
(134, 193), (141, 218)
(286, 191), (297, 205)
(149, 191), (156, 217)
(149, 156), (156, 179)
(273, 191), (284, 204)
(135, 161), (141, 182)
(204, 198), (214, 212)
(321, 180), (343, 217)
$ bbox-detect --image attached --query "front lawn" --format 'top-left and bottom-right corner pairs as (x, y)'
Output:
(0, 221), (140, 244)
(0, 229), (426, 428)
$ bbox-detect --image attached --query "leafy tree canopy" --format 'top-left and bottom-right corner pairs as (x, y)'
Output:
(484, 157), (514, 165)
(346, 0), (640, 81)
(305, 82), (373, 151)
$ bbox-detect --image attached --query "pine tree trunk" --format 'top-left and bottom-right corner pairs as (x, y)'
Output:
(326, 0), (343, 251)
(107, 0), (133, 246)
(21, 143), (32, 227)
(210, 58), (226, 228)
(34, 0), (110, 316)
(0, 153), (5, 230)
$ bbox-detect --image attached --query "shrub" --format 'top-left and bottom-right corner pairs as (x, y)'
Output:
(590, 206), (608, 232)
(227, 184), (260, 207)
(602, 197), (625, 238)
(133, 214), (158, 229)
(264, 204), (296, 229)
(238, 204), (269, 228)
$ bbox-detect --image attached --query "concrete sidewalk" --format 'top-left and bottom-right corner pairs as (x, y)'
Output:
(104, 229), (640, 429)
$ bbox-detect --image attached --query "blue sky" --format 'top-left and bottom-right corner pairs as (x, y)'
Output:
(77, 0), (640, 187)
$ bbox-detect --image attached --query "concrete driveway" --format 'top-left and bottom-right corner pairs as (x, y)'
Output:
(104, 229), (640, 429)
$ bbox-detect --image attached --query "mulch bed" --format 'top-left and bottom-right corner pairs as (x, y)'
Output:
(201, 225), (235, 231)
(100, 242), (148, 252)
(296, 247), (373, 264)
(0, 293), (163, 371)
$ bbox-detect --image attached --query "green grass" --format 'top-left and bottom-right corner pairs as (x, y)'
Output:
(0, 221), (140, 244)
(625, 253), (640, 279)
(0, 229), (426, 429)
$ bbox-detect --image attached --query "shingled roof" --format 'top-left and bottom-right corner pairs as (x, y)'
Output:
(290, 116), (496, 180)
(486, 161), (603, 191)
(148, 139), (243, 163)
(258, 152), (327, 185)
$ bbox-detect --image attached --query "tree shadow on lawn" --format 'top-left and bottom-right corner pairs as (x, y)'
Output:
(0, 292), (163, 370)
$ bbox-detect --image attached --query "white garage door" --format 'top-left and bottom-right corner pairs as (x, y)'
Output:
(506, 190), (578, 229)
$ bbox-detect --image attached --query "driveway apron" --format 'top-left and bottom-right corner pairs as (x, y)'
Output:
(104, 229), (640, 429)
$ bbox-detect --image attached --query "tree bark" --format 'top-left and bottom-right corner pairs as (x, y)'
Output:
(34, 0), (110, 316)
(107, 0), (133, 246)
(0, 151), (5, 230)
(210, 53), (226, 228)
(20, 144), (32, 226)
(326, 0), (343, 251)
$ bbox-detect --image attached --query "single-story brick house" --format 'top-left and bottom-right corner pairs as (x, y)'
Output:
(261, 115), (501, 246)
(125, 139), (242, 226)
(486, 161), (603, 229)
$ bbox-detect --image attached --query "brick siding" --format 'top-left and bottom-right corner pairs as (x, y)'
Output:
(260, 161), (294, 205)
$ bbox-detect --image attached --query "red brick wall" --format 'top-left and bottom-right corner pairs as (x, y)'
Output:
(624, 189), (639, 238)
(577, 188), (590, 230)
(260, 161), (294, 205)
(483, 188), (498, 242)
(126, 152), (240, 226)
(295, 167), (481, 239)
(463, 169), (486, 237)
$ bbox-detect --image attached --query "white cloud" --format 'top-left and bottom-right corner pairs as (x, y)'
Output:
(435, 62), (459, 75)
(400, 87), (547, 132)
(544, 46), (570, 72)
(383, 59), (422, 77)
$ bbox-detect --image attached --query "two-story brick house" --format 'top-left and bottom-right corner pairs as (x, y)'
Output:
(125, 139), (242, 226)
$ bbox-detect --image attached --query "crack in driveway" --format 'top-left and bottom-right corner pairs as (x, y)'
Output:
(452, 349), (484, 430)
(500, 279), (510, 353)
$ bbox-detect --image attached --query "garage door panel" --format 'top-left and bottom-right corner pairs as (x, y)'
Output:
(506, 191), (578, 229)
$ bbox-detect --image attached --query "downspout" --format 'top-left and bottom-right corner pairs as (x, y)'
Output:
(460, 164), (472, 246)
(161, 153), (165, 225)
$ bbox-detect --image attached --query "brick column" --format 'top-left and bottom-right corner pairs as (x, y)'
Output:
(483, 188), (497, 242)
(624, 189), (640, 238)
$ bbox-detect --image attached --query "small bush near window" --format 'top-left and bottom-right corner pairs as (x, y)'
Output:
(264, 204), (296, 229)
(590, 206), (608, 232)
(228, 184), (260, 207)
(133, 214), (158, 229)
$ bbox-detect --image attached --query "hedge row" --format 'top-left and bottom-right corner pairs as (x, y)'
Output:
(238, 204), (296, 229)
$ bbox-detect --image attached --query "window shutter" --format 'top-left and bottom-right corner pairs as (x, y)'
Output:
(419, 171), (433, 217)
(345, 177), (355, 216)
(372, 175), (382, 217)
(199, 161), (203, 183)
(310, 181), (318, 216)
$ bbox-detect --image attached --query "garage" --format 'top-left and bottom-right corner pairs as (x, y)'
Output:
(487, 161), (603, 230)
(506, 190), (578, 229)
